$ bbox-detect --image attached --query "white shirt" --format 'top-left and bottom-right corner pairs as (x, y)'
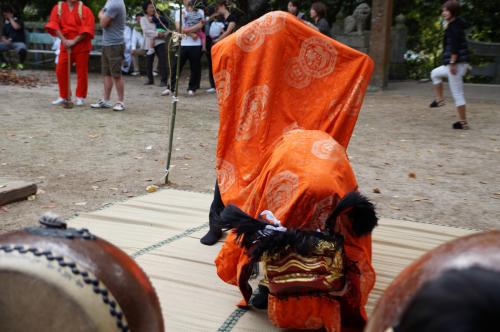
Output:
(140, 16), (165, 48)
(130, 27), (145, 50)
(209, 21), (225, 39)
(175, 9), (204, 47)
(124, 25), (133, 51)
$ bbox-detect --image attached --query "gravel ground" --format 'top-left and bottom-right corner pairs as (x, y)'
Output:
(1, 70), (499, 233)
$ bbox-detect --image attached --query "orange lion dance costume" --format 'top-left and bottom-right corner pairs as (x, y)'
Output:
(209, 12), (377, 331)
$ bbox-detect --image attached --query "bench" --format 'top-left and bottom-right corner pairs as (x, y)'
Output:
(468, 39), (500, 84)
(4, 22), (103, 69)
(26, 32), (102, 56)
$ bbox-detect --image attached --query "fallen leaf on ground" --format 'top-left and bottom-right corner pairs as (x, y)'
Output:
(408, 172), (416, 179)
(0, 70), (39, 87)
(146, 185), (159, 193)
(109, 187), (118, 191)
(88, 134), (99, 139)
(373, 188), (381, 194)
(74, 202), (87, 206)
(91, 185), (99, 190)
(494, 192), (500, 196)
(134, 156), (143, 159)
(27, 195), (36, 201)
(37, 189), (46, 194)
(93, 178), (107, 183)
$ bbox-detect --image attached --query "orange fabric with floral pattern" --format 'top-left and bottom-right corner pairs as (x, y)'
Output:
(211, 11), (375, 331)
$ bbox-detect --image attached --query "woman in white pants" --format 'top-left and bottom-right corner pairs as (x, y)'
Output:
(430, 0), (470, 130)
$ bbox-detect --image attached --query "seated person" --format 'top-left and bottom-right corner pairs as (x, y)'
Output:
(0, 5), (27, 70)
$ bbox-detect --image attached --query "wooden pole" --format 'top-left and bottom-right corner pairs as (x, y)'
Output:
(369, 0), (394, 89)
(165, 2), (183, 184)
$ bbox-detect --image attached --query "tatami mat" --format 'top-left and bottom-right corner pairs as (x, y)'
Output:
(70, 189), (476, 331)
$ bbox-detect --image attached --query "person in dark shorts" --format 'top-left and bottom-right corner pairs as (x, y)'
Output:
(0, 5), (27, 70)
(91, 0), (127, 111)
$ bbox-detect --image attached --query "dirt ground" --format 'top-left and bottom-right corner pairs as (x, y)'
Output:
(1, 70), (499, 233)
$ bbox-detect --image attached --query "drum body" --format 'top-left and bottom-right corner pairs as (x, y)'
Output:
(365, 231), (500, 332)
(0, 218), (164, 332)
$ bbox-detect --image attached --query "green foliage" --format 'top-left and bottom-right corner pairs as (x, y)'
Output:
(461, 0), (500, 42)
(11, 0), (180, 22)
(396, 0), (500, 81)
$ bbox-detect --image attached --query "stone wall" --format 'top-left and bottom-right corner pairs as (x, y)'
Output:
(331, 14), (408, 80)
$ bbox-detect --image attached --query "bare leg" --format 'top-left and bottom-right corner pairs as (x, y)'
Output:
(433, 83), (444, 101)
(113, 76), (125, 103)
(104, 75), (113, 101)
(457, 105), (466, 121)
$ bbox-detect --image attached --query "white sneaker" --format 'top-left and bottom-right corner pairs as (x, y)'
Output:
(113, 102), (125, 112)
(153, 71), (159, 77)
(146, 49), (155, 56)
(131, 71), (140, 76)
(188, 90), (195, 96)
(51, 97), (65, 105)
(90, 99), (112, 108)
(75, 97), (85, 106)
(206, 88), (216, 93)
(161, 88), (171, 96)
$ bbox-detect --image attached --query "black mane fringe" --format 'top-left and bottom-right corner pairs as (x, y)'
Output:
(327, 191), (378, 237)
(248, 230), (343, 262)
(220, 204), (343, 261)
(220, 205), (269, 248)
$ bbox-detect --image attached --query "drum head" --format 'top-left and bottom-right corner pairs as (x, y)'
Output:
(0, 249), (126, 332)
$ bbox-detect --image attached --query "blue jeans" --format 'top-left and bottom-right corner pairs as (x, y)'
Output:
(0, 41), (27, 64)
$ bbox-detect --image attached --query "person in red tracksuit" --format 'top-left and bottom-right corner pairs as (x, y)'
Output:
(45, 0), (95, 106)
